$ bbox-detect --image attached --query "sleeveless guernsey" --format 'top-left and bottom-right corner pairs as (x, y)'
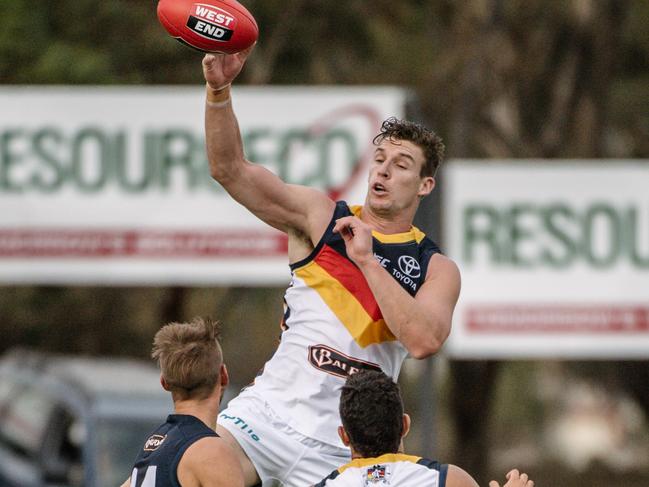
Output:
(242, 202), (440, 446)
(129, 414), (218, 487)
(314, 453), (448, 486)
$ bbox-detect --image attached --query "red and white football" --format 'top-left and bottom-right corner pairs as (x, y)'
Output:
(157, 0), (258, 54)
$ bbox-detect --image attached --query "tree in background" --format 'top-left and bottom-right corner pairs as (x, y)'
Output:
(1, 0), (648, 484)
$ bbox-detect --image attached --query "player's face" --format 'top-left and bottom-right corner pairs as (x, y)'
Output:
(366, 138), (433, 216)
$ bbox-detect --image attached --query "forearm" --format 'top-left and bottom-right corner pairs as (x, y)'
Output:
(357, 259), (446, 358)
(205, 84), (246, 183)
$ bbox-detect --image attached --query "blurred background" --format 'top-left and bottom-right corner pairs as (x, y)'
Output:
(1, 1), (648, 486)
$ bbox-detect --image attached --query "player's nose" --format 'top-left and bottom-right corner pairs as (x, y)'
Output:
(376, 161), (390, 177)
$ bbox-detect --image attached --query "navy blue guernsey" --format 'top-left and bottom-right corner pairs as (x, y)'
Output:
(129, 414), (218, 487)
(290, 201), (441, 297)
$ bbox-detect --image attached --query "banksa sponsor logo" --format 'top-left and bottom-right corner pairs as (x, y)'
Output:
(308, 344), (381, 378)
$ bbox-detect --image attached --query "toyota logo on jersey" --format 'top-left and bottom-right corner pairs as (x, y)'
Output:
(397, 255), (421, 278)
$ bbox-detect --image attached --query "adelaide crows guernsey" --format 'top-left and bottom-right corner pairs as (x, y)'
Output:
(244, 202), (440, 446)
(314, 454), (448, 486)
(129, 414), (217, 487)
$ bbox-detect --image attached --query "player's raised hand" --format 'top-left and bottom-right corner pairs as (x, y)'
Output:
(489, 469), (534, 487)
(202, 44), (254, 90)
(333, 216), (374, 267)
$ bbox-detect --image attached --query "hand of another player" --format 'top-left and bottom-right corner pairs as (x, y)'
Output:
(202, 44), (255, 90)
(489, 469), (534, 487)
(333, 216), (374, 267)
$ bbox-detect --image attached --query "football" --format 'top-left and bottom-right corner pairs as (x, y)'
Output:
(157, 0), (258, 54)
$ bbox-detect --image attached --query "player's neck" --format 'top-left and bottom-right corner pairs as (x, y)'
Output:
(173, 396), (221, 431)
(350, 449), (399, 460)
(360, 204), (414, 234)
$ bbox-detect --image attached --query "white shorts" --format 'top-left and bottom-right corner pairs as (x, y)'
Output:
(218, 391), (351, 487)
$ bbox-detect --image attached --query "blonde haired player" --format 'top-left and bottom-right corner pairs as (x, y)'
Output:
(203, 47), (460, 486)
(122, 318), (244, 487)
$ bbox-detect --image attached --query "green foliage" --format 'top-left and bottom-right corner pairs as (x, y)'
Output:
(1, 0), (646, 159)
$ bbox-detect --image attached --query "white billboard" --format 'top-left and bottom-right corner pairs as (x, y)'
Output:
(444, 161), (649, 358)
(0, 86), (405, 285)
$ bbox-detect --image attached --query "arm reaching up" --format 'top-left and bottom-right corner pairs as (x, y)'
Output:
(202, 50), (334, 240)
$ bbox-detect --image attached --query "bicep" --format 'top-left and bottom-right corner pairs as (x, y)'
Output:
(220, 160), (335, 235)
(416, 255), (461, 334)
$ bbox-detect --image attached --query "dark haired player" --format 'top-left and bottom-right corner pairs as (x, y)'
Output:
(315, 370), (534, 487)
(122, 318), (244, 487)
(202, 49), (461, 486)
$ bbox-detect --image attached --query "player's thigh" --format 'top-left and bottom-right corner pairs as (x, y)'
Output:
(216, 424), (261, 486)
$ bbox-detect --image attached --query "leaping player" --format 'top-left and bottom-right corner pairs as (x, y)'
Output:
(202, 47), (461, 486)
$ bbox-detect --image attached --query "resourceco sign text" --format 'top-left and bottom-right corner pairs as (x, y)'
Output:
(463, 202), (649, 269)
(0, 126), (358, 193)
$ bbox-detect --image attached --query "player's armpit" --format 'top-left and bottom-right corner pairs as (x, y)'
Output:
(178, 436), (245, 487)
(445, 464), (480, 487)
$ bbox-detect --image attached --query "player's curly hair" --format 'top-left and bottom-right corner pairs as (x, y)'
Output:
(373, 117), (445, 177)
(339, 369), (404, 458)
(152, 317), (223, 400)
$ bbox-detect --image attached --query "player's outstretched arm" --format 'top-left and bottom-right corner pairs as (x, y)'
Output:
(178, 436), (245, 487)
(334, 216), (460, 358)
(489, 469), (535, 487)
(445, 464), (480, 487)
(203, 52), (334, 236)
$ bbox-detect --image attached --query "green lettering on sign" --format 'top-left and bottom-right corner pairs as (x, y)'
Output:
(71, 128), (110, 192)
(581, 203), (621, 268)
(31, 128), (65, 192)
(0, 129), (24, 193)
(463, 205), (502, 264)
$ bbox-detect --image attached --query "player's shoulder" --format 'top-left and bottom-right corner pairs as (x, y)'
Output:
(287, 184), (336, 214)
(425, 252), (460, 281)
(445, 464), (480, 487)
(183, 435), (233, 462)
(179, 436), (244, 486)
(288, 183), (337, 233)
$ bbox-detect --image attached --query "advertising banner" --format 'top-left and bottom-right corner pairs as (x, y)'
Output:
(443, 161), (649, 358)
(0, 87), (405, 284)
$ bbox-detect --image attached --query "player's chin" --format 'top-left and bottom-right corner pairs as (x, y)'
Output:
(367, 198), (393, 214)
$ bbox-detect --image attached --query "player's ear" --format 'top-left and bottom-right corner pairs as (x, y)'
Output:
(338, 426), (351, 447)
(401, 413), (411, 439)
(417, 176), (435, 198)
(220, 364), (229, 388)
(160, 375), (171, 391)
